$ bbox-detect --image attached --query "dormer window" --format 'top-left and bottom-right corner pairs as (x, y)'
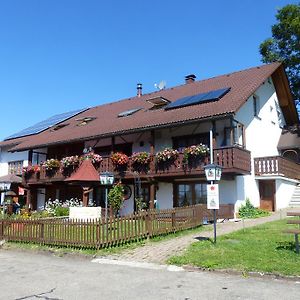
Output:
(76, 117), (96, 126)
(146, 96), (170, 110)
(51, 123), (69, 131)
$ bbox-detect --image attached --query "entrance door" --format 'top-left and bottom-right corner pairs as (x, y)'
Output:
(259, 180), (275, 211)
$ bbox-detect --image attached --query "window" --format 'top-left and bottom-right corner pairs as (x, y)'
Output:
(8, 161), (23, 175)
(173, 133), (209, 152)
(174, 182), (207, 207)
(136, 185), (151, 210)
(253, 95), (260, 117)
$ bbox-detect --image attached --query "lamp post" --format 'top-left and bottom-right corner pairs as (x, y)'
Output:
(0, 182), (12, 216)
(204, 163), (222, 244)
(100, 172), (115, 221)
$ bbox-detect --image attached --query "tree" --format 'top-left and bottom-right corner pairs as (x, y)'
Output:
(259, 3), (300, 101)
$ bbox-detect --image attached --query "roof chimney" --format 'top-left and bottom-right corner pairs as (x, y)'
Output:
(185, 74), (196, 84)
(137, 83), (142, 97)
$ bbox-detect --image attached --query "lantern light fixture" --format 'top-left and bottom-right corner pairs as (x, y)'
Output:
(204, 163), (222, 182)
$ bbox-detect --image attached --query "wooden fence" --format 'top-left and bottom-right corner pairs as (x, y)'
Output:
(0, 204), (234, 249)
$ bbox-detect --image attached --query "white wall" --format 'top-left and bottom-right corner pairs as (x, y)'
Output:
(120, 184), (134, 216)
(156, 182), (173, 209)
(236, 79), (285, 158)
(275, 179), (297, 210)
(219, 179), (236, 205)
(235, 78), (286, 209)
(0, 147), (29, 176)
(0, 146), (48, 177)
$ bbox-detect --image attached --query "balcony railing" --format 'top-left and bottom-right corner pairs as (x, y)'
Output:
(254, 156), (300, 181)
(23, 146), (251, 184)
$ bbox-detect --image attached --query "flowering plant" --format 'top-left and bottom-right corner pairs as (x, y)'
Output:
(42, 159), (60, 171)
(60, 155), (80, 169)
(81, 152), (103, 165)
(131, 152), (151, 165)
(183, 144), (209, 161)
(111, 152), (129, 166)
(155, 148), (179, 164)
(23, 165), (40, 175)
(44, 198), (82, 217)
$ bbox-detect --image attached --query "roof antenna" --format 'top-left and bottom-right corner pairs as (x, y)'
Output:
(154, 80), (166, 90)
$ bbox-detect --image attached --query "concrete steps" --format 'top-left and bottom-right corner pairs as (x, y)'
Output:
(289, 185), (300, 207)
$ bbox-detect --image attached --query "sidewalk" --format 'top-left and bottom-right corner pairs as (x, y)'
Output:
(102, 208), (295, 264)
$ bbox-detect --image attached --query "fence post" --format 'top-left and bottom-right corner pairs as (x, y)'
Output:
(171, 210), (176, 232)
(0, 220), (3, 239)
(39, 221), (44, 244)
(96, 221), (100, 249)
(145, 211), (152, 239)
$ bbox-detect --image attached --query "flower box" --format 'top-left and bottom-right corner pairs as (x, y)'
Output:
(155, 148), (179, 170)
(111, 152), (129, 171)
(131, 152), (151, 172)
(183, 144), (209, 168)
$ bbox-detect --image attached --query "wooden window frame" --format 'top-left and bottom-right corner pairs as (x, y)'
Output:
(173, 182), (207, 207)
(8, 160), (23, 175)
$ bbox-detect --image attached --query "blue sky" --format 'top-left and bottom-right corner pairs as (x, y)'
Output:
(0, 0), (297, 140)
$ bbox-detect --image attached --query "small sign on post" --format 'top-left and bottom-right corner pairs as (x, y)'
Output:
(207, 184), (219, 210)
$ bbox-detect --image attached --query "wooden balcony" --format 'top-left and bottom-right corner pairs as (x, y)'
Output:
(24, 146), (251, 185)
(254, 156), (300, 181)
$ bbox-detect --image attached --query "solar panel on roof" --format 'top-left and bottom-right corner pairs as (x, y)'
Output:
(5, 108), (88, 140)
(118, 107), (142, 117)
(165, 87), (231, 110)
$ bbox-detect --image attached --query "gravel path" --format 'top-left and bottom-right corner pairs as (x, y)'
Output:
(102, 209), (291, 264)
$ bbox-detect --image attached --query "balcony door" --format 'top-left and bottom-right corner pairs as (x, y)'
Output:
(259, 180), (275, 212)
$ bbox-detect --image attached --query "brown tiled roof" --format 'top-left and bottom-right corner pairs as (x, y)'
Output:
(65, 160), (99, 182)
(0, 174), (22, 183)
(0, 138), (25, 148)
(5, 62), (297, 152)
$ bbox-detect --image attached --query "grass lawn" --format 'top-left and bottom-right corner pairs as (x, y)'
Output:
(168, 218), (300, 276)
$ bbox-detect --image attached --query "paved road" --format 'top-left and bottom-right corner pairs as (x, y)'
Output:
(0, 250), (299, 300)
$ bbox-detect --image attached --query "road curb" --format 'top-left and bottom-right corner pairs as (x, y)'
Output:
(183, 265), (300, 282)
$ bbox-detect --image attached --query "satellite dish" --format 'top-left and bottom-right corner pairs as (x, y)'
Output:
(154, 80), (166, 90)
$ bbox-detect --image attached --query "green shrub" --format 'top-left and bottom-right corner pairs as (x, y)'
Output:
(54, 207), (69, 217)
(108, 183), (124, 214)
(238, 198), (270, 219)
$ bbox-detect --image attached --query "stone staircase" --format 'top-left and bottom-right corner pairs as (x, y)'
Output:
(289, 184), (300, 207)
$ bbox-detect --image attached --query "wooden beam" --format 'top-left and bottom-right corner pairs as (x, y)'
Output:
(212, 120), (217, 149)
(26, 189), (31, 208)
(149, 181), (155, 209)
(271, 66), (298, 125)
(230, 118), (234, 146)
(242, 124), (246, 148)
(150, 130), (155, 155)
